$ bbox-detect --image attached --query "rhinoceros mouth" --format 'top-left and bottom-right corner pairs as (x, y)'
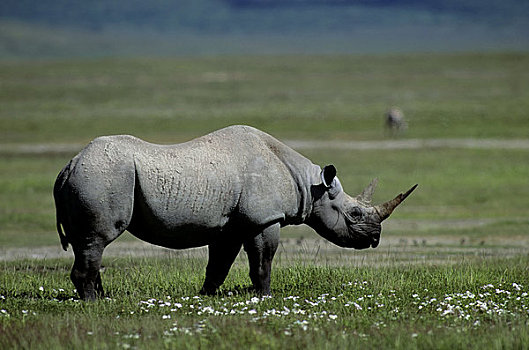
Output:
(371, 237), (380, 248)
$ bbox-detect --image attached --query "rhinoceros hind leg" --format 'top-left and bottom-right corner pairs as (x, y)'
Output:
(200, 239), (243, 295)
(243, 223), (280, 295)
(70, 241), (105, 301)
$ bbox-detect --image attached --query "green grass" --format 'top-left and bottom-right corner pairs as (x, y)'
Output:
(1, 53), (529, 348)
(1, 255), (529, 349)
(1, 53), (529, 144)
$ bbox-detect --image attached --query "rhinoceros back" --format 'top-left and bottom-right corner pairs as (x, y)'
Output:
(56, 126), (313, 249)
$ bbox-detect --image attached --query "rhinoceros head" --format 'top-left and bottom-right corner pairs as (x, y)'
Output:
(306, 165), (417, 250)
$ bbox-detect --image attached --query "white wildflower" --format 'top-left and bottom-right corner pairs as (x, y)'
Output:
(441, 308), (454, 316)
(476, 301), (488, 311)
(305, 300), (318, 306)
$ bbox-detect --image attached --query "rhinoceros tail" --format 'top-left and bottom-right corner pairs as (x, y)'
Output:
(57, 219), (69, 251)
(53, 159), (75, 251)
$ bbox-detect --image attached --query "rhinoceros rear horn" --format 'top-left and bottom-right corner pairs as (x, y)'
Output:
(356, 178), (378, 204)
(375, 184), (418, 221)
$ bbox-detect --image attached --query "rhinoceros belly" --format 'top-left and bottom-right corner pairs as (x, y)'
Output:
(127, 152), (240, 249)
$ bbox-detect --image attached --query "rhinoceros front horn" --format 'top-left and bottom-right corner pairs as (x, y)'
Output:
(375, 184), (418, 221)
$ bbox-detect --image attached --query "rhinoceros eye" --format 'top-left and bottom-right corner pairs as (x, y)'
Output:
(350, 207), (363, 218)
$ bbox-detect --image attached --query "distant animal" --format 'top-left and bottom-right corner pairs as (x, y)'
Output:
(385, 107), (407, 135)
(54, 125), (417, 300)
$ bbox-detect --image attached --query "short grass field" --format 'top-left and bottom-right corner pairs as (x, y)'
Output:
(1, 53), (529, 349)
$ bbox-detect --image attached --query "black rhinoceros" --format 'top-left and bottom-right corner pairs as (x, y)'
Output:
(54, 125), (417, 300)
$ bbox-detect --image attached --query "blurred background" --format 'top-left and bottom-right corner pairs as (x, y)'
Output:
(0, 0), (528, 254)
(1, 0), (528, 58)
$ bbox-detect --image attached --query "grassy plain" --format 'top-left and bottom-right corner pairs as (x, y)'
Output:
(2, 256), (529, 349)
(2, 53), (529, 144)
(1, 53), (529, 348)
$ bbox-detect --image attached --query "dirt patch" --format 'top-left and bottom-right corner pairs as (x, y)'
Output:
(286, 138), (529, 151)
(0, 241), (207, 261)
(2, 235), (527, 267)
(2, 138), (529, 157)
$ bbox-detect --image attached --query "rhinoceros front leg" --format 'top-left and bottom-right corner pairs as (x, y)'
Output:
(200, 239), (243, 295)
(243, 223), (280, 295)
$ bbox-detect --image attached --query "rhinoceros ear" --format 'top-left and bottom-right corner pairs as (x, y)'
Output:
(321, 165), (337, 188)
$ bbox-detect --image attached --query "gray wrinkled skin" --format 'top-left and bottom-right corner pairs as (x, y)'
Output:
(54, 125), (416, 300)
